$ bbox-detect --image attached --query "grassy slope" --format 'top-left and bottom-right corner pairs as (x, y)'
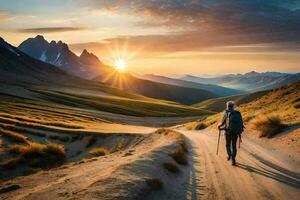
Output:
(193, 90), (269, 112)
(186, 80), (300, 129)
(27, 86), (212, 117)
(94, 72), (217, 105)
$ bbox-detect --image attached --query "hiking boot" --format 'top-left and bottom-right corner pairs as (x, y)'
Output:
(232, 159), (236, 166)
(227, 155), (231, 161)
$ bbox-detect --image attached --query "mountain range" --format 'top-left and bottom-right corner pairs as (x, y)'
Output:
(7, 35), (299, 105)
(1, 36), (218, 105)
(15, 35), (234, 104)
(18, 35), (109, 79)
(181, 71), (300, 91)
(140, 74), (242, 96)
(93, 72), (218, 105)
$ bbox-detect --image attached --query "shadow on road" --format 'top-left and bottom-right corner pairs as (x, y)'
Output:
(236, 162), (300, 189)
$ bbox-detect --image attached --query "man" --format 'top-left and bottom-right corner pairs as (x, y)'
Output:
(218, 101), (244, 166)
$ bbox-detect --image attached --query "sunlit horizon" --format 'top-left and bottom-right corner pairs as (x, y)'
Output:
(1, 0), (299, 76)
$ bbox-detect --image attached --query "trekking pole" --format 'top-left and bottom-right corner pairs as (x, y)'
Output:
(216, 129), (221, 155)
(238, 134), (242, 148)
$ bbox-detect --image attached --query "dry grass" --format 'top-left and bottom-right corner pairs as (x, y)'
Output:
(145, 178), (163, 190)
(44, 143), (65, 157)
(4, 142), (65, 169)
(90, 147), (109, 157)
(169, 148), (188, 165)
(188, 80), (300, 136)
(251, 115), (287, 138)
(163, 162), (180, 174)
(155, 128), (170, 135)
(185, 121), (207, 130)
(0, 128), (27, 143)
(0, 113), (83, 129)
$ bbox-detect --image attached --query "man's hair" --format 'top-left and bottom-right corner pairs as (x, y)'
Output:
(226, 101), (235, 109)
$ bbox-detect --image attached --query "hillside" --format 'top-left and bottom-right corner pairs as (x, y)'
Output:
(186, 80), (300, 141)
(94, 72), (218, 105)
(193, 90), (268, 112)
(140, 74), (242, 96)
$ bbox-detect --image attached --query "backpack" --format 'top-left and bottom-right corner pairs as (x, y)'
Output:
(226, 110), (244, 135)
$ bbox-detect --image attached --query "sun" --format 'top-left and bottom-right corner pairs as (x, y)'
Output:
(115, 59), (126, 72)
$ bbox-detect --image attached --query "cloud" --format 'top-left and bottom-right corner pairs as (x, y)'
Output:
(17, 27), (87, 33)
(83, 0), (300, 42)
(0, 11), (16, 22)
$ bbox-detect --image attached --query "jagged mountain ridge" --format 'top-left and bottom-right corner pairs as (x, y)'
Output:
(18, 35), (108, 79)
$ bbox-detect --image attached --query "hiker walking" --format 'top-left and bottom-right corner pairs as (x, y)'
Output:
(218, 101), (244, 166)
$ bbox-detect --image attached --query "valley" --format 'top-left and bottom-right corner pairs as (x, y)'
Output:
(0, 35), (299, 200)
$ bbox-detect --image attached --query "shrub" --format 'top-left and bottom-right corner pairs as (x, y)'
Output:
(6, 142), (65, 168)
(86, 136), (97, 148)
(252, 115), (287, 138)
(194, 122), (207, 130)
(90, 147), (109, 157)
(169, 148), (188, 165)
(0, 128), (27, 143)
(163, 162), (180, 174)
(145, 178), (163, 190)
(155, 128), (169, 135)
(44, 143), (65, 157)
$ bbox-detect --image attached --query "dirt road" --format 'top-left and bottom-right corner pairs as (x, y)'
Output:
(180, 129), (300, 200)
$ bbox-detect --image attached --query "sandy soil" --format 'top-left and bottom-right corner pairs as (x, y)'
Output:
(1, 126), (299, 200)
(179, 129), (300, 200)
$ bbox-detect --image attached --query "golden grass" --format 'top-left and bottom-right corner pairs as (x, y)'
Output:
(163, 162), (180, 174)
(185, 121), (207, 130)
(0, 113), (83, 129)
(0, 128), (27, 143)
(251, 115), (287, 138)
(44, 143), (66, 157)
(187, 80), (300, 136)
(4, 142), (65, 169)
(90, 147), (110, 157)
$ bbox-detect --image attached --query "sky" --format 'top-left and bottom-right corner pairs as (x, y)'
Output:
(0, 0), (300, 76)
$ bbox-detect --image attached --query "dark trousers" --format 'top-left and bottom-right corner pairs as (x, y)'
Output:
(225, 133), (238, 160)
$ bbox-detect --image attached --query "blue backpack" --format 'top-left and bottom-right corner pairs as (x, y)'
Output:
(226, 110), (244, 135)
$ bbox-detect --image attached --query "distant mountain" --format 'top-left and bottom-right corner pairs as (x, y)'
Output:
(0, 37), (72, 84)
(181, 71), (300, 91)
(18, 35), (108, 79)
(94, 72), (218, 105)
(140, 74), (243, 96)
